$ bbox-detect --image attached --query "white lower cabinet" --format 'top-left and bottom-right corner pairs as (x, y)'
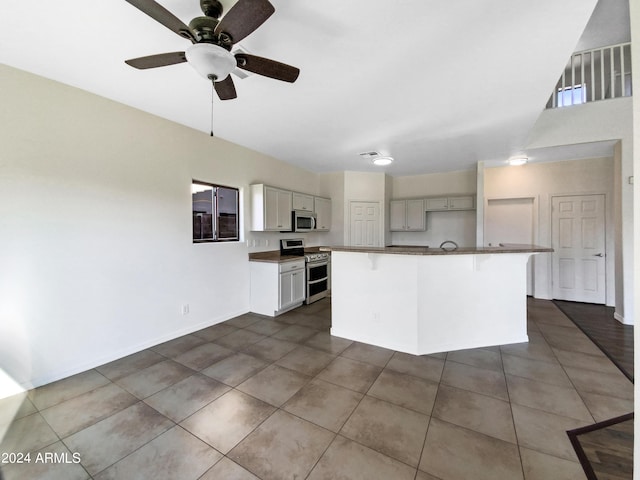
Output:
(279, 267), (306, 310)
(250, 259), (306, 316)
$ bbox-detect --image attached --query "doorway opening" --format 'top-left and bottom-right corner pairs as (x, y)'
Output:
(485, 197), (537, 295)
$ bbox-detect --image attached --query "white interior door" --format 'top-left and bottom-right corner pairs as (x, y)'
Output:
(349, 202), (381, 247)
(485, 197), (535, 295)
(552, 195), (606, 304)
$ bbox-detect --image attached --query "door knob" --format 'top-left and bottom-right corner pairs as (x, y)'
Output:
(593, 253), (604, 257)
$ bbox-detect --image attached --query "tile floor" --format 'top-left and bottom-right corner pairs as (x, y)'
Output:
(0, 297), (634, 480)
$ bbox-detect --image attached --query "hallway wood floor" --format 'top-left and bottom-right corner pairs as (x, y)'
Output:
(553, 300), (634, 382)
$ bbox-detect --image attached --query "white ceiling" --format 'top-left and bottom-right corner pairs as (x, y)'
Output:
(0, 0), (629, 176)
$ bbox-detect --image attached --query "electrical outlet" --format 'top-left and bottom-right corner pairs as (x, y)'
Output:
(181, 304), (189, 315)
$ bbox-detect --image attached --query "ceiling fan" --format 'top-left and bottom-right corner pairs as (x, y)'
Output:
(124, 0), (300, 100)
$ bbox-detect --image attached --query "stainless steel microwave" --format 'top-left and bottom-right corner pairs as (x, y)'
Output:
(292, 210), (316, 232)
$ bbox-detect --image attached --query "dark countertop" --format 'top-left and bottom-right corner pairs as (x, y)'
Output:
(319, 244), (553, 256)
(248, 247), (329, 263)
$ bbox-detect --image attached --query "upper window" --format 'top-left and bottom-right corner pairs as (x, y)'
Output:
(192, 181), (240, 242)
(557, 84), (586, 107)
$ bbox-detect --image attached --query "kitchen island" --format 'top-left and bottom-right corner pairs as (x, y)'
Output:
(320, 244), (552, 355)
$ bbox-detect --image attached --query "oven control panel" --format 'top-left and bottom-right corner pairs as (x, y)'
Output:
(305, 253), (329, 262)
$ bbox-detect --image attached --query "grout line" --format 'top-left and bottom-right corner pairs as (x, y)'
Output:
(500, 330), (527, 480)
(14, 298), (624, 479)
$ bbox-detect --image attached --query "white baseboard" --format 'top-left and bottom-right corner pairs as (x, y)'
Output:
(614, 311), (633, 325)
(14, 307), (250, 396)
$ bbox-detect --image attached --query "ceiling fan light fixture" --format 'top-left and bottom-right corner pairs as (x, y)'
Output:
(507, 156), (528, 166)
(372, 156), (394, 166)
(185, 43), (237, 80)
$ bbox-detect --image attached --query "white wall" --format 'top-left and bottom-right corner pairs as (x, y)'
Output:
(484, 157), (615, 305)
(392, 169), (477, 197)
(526, 97), (633, 323)
(390, 170), (477, 247)
(631, 0), (640, 471)
(0, 65), (325, 395)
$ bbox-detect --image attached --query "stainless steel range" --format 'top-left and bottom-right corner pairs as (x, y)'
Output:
(304, 251), (330, 304)
(280, 239), (330, 304)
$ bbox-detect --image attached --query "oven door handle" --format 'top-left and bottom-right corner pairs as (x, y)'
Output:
(308, 277), (328, 285)
(306, 260), (328, 268)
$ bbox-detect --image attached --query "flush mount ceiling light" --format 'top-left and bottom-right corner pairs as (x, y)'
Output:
(507, 156), (528, 166)
(359, 151), (394, 166)
(372, 156), (394, 166)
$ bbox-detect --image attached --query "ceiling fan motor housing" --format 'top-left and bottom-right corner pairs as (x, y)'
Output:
(189, 16), (221, 43)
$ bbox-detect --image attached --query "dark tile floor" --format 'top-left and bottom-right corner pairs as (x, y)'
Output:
(0, 298), (634, 479)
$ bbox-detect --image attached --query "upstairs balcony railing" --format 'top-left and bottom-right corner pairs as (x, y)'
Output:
(546, 42), (632, 108)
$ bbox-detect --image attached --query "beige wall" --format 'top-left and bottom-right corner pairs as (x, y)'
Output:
(526, 97), (633, 322)
(629, 0), (639, 469)
(0, 64), (326, 394)
(391, 169), (477, 197)
(484, 157), (615, 304)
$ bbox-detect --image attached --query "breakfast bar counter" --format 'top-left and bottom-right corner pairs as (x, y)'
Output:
(320, 244), (552, 355)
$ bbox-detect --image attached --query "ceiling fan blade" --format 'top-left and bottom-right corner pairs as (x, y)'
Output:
(214, 0), (275, 44)
(124, 0), (195, 41)
(235, 54), (300, 83)
(125, 52), (187, 69)
(215, 76), (237, 100)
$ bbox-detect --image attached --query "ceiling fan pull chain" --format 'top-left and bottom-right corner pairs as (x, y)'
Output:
(210, 78), (215, 137)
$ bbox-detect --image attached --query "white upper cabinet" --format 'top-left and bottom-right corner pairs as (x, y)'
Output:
(251, 184), (292, 231)
(390, 200), (407, 231)
(405, 199), (426, 229)
(425, 195), (475, 211)
(424, 197), (449, 211)
(292, 192), (314, 211)
(251, 184), (333, 232)
(448, 196), (475, 210)
(390, 199), (426, 231)
(314, 197), (332, 231)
